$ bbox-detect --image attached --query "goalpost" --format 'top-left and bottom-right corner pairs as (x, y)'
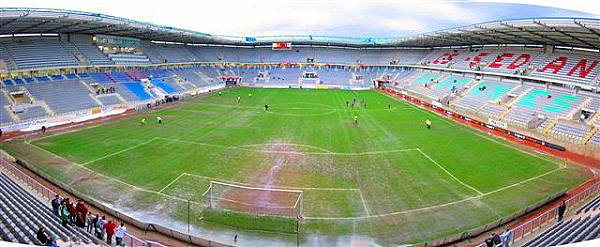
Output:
(204, 181), (304, 218)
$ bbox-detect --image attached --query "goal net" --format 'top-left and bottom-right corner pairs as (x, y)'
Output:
(204, 181), (303, 218)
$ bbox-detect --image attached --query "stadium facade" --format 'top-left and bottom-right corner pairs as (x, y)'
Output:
(0, 7), (599, 247)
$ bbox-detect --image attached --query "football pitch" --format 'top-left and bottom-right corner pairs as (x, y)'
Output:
(1, 88), (588, 245)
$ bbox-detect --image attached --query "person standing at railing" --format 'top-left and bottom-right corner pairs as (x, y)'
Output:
(557, 201), (566, 222)
(492, 233), (501, 246)
(51, 194), (61, 217)
(92, 214), (100, 236)
(500, 228), (512, 247)
(97, 216), (106, 240)
(484, 234), (494, 247)
(75, 212), (86, 228)
(86, 212), (94, 233)
(105, 220), (117, 245)
(59, 200), (70, 227)
(115, 222), (127, 246)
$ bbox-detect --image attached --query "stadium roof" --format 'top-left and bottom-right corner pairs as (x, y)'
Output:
(0, 7), (599, 49)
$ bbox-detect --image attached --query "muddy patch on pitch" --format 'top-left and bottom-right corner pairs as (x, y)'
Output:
(215, 140), (312, 215)
(69, 171), (102, 186)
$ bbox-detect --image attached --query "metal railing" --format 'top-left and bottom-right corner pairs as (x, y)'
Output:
(0, 158), (166, 247)
(474, 180), (600, 246)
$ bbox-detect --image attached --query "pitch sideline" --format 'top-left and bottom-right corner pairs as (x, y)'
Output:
(416, 148), (484, 196)
(378, 91), (565, 168)
(26, 138), (566, 220)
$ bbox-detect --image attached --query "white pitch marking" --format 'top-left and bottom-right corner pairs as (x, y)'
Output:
(81, 137), (161, 166)
(26, 136), (565, 220)
(483, 166), (564, 196)
(306, 166), (564, 220)
(235, 143), (335, 154)
(357, 188), (371, 216)
(416, 148), (484, 196)
(25, 141), (197, 204)
(380, 91), (564, 168)
(159, 137), (419, 156)
(182, 173), (358, 191)
(157, 173), (187, 193)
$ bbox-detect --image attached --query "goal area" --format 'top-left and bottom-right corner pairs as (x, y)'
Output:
(204, 181), (304, 218)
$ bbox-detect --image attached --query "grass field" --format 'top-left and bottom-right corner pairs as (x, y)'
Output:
(1, 87), (589, 245)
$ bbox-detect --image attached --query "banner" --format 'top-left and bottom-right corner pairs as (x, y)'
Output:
(488, 118), (508, 129)
(0, 119), (48, 132)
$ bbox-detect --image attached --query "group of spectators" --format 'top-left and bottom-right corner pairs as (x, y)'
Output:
(96, 87), (116, 95)
(50, 194), (127, 246)
(484, 201), (567, 247)
(484, 229), (512, 247)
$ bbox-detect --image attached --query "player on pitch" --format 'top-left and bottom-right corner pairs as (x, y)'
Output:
(354, 114), (359, 126)
(425, 119), (432, 129)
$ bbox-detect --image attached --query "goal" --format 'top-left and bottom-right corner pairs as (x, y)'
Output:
(204, 181), (304, 218)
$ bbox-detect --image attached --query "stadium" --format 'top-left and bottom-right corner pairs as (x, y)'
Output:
(0, 2), (599, 247)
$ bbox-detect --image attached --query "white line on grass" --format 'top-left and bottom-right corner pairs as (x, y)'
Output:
(81, 137), (161, 166)
(24, 141), (197, 205)
(416, 148), (484, 196)
(182, 173), (358, 191)
(482, 167), (564, 196)
(158, 137), (419, 156)
(306, 166), (564, 220)
(157, 173), (187, 193)
(28, 123), (103, 143)
(180, 101), (414, 112)
(378, 91), (564, 167)
(357, 189), (371, 216)
(235, 143), (335, 154)
(26, 137), (565, 220)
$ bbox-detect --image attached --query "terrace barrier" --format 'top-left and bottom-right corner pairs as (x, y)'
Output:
(474, 180), (600, 246)
(0, 157), (168, 247)
(380, 87), (600, 246)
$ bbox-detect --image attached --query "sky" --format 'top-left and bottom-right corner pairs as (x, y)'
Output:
(1, 0), (598, 38)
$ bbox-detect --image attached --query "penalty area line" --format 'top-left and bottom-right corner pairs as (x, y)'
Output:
(416, 148), (484, 196)
(181, 172), (359, 191)
(81, 137), (160, 166)
(158, 173), (187, 193)
(306, 165), (564, 220)
(378, 91), (563, 168)
(357, 189), (371, 216)
(23, 141), (198, 205)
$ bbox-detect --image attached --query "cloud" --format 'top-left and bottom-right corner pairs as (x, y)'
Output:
(0, 0), (596, 38)
(378, 18), (427, 32)
(473, 0), (600, 17)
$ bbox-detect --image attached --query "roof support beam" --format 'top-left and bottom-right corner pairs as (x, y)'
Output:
(459, 29), (521, 44)
(0, 18), (19, 29)
(41, 22), (82, 33)
(13, 20), (52, 33)
(109, 27), (140, 34)
(574, 21), (600, 40)
(500, 23), (565, 45)
(533, 20), (597, 49)
(418, 32), (495, 47)
(68, 25), (109, 33)
(440, 32), (497, 45)
(475, 26), (540, 44)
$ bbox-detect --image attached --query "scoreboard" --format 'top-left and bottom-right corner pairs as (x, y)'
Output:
(272, 42), (292, 50)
